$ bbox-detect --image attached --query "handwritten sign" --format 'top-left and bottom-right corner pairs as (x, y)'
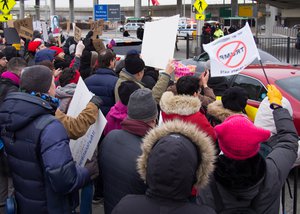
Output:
(13, 17), (33, 35)
(73, 24), (82, 43)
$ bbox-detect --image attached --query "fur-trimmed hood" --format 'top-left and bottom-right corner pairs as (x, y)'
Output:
(137, 120), (216, 200)
(160, 91), (201, 116)
(207, 100), (243, 122)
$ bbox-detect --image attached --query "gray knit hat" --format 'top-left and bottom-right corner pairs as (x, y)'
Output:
(20, 65), (53, 93)
(127, 88), (158, 122)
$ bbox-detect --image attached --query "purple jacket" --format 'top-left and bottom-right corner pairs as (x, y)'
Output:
(103, 101), (127, 136)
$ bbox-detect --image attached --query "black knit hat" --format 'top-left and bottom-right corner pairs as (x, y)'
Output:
(125, 54), (145, 75)
(118, 81), (141, 105)
(128, 88), (158, 122)
(221, 86), (248, 112)
(20, 65), (53, 94)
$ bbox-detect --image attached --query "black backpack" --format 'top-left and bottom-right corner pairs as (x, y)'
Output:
(211, 180), (258, 214)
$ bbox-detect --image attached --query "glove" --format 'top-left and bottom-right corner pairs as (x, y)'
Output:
(75, 41), (85, 57)
(267, 84), (282, 109)
(90, 95), (103, 109)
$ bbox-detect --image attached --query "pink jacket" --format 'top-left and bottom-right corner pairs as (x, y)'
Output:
(103, 101), (128, 136)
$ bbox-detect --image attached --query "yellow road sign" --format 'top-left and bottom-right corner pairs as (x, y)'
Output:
(193, 0), (207, 14)
(0, 0), (16, 15)
(0, 14), (12, 22)
(196, 13), (206, 20)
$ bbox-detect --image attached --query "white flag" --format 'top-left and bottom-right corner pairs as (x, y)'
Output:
(203, 22), (260, 77)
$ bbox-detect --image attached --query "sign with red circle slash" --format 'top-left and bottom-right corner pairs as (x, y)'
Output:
(216, 41), (247, 68)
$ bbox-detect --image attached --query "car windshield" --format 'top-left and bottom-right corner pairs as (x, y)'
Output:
(276, 76), (300, 101)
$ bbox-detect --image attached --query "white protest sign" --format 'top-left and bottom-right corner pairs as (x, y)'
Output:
(33, 21), (42, 32)
(41, 22), (49, 42)
(203, 22), (260, 77)
(141, 15), (180, 69)
(67, 77), (107, 166)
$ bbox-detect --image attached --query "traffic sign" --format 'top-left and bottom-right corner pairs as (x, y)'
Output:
(0, 14), (12, 22)
(0, 0), (16, 15)
(193, 0), (207, 14)
(94, 4), (120, 22)
(196, 13), (206, 20)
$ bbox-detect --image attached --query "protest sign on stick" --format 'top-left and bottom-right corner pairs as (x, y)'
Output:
(203, 22), (260, 77)
(73, 24), (82, 43)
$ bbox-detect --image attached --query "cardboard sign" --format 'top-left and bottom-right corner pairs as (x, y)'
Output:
(74, 24), (82, 43)
(90, 19), (104, 30)
(14, 17), (33, 34)
(19, 26), (33, 40)
(42, 22), (49, 42)
(4, 28), (20, 45)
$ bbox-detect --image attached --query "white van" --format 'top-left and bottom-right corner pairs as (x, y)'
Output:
(177, 23), (197, 39)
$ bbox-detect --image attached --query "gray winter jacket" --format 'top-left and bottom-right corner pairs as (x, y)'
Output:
(197, 108), (299, 214)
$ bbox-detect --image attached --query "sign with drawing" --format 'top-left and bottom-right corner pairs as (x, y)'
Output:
(203, 23), (260, 77)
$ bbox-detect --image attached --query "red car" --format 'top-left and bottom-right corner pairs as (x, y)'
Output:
(226, 64), (300, 135)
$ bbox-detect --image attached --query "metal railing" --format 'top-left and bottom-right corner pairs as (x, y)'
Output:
(186, 34), (300, 65)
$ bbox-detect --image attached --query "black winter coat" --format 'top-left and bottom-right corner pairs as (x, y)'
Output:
(99, 129), (147, 214)
(0, 92), (90, 214)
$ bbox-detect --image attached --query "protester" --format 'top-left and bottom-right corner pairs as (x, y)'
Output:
(160, 75), (216, 142)
(103, 81), (140, 136)
(0, 65), (92, 213)
(123, 30), (130, 37)
(206, 86), (248, 127)
(0, 57), (27, 213)
(112, 120), (216, 214)
(114, 50), (174, 104)
(100, 88), (158, 214)
(34, 48), (56, 64)
(136, 25), (144, 40)
(49, 46), (70, 69)
(25, 40), (46, 65)
(0, 51), (8, 74)
(79, 50), (98, 80)
(55, 67), (103, 214)
(168, 69), (216, 109)
(196, 85), (299, 214)
(141, 66), (159, 89)
(254, 96), (300, 164)
(85, 49), (118, 116)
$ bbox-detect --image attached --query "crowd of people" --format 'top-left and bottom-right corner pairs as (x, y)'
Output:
(0, 26), (299, 214)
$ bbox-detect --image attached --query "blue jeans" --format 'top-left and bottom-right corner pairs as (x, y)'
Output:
(80, 182), (93, 214)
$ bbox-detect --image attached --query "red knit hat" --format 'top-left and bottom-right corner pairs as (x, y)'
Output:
(49, 46), (64, 56)
(215, 114), (271, 160)
(28, 41), (42, 52)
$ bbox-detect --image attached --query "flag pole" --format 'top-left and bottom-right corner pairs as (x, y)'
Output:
(259, 60), (270, 85)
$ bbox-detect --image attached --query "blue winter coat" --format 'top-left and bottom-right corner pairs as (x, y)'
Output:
(85, 68), (118, 116)
(0, 92), (90, 214)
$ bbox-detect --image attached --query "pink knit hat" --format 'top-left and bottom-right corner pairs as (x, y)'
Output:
(215, 115), (271, 160)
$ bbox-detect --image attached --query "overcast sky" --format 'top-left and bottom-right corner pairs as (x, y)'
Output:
(18, 0), (254, 7)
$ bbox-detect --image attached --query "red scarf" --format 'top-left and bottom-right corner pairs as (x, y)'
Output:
(121, 118), (153, 137)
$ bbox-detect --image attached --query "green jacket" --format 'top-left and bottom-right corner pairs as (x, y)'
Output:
(114, 70), (171, 104)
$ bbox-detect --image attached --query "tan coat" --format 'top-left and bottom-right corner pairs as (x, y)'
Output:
(55, 102), (99, 140)
(114, 70), (171, 104)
